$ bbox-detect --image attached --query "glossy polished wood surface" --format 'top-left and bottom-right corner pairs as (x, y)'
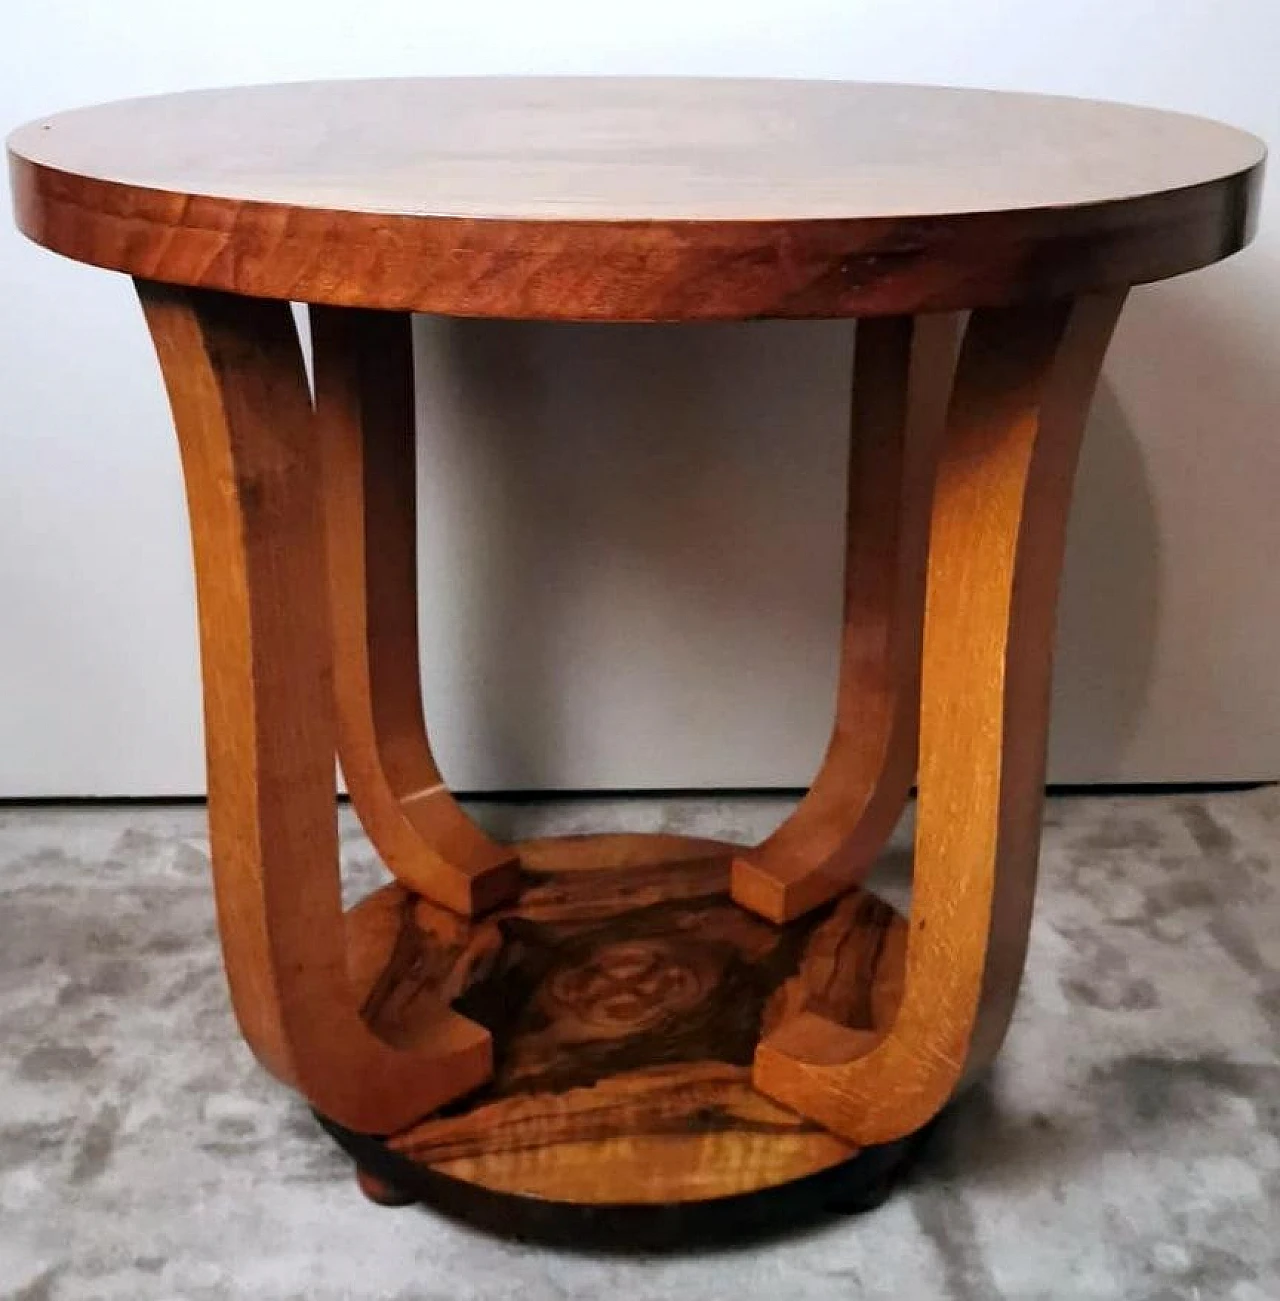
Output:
(340, 834), (906, 1205)
(312, 305), (520, 914)
(136, 281), (495, 1134)
(11, 78), (1266, 1221)
(732, 313), (959, 922)
(754, 292), (1127, 1144)
(9, 78), (1264, 319)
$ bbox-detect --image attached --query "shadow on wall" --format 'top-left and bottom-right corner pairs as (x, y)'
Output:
(1098, 272), (1280, 783)
(410, 295), (1274, 793)
(1052, 375), (1160, 781)
(413, 316), (853, 794)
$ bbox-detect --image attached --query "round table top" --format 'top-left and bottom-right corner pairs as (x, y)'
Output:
(8, 78), (1266, 320)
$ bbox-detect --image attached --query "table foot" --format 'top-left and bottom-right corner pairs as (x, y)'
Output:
(354, 1167), (416, 1208)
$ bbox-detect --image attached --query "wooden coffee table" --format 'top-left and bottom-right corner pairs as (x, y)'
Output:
(8, 78), (1264, 1241)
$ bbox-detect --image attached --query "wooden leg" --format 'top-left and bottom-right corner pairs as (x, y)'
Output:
(310, 306), (519, 916)
(753, 293), (1127, 1145)
(732, 314), (958, 923)
(138, 281), (494, 1134)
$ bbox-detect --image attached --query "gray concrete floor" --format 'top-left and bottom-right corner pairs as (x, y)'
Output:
(0, 791), (1277, 1300)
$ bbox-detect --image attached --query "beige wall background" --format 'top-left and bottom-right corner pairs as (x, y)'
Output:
(1, 0), (1277, 794)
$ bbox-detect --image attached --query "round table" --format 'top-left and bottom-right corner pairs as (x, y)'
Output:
(8, 78), (1264, 1242)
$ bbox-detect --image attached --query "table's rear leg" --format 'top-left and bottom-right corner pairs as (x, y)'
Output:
(138, 281), (493, 1134)
(753, 293), (1126, 1144)
(311, 306), (520, 916)
(732, 314), (958, 923)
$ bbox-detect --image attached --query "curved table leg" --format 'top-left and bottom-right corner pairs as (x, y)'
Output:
(138, 281), (493, 1134)
(310, 306), (519, 916)
(733, 314), (959, 922)
(753, 293), (1126, 1145)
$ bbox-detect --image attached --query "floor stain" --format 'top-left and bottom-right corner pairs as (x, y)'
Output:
(68, 1101), (121, 1184)
(17, 1043), (99, 1081)
(911, 1183), (1005, 1301)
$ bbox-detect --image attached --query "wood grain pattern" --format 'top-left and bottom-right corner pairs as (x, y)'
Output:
(732, 313), (958, 922)
(20, 80), (1258, 1214)
(324, 1108), (927, 1243)
(754, 293), (1126, 1145)
(137, 280), (494, 1134)
(312, 305), (519, 915)
(336, 836), (907, 1204)
(9, 80), (1262, 320)
(13, 80), (1264, 219)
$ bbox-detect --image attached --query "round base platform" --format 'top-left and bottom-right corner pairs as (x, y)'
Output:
(331, 832), (914, 1243)
(321, 1112), (932, 1248)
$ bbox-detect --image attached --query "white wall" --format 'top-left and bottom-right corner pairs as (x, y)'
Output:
(1, 1), (1277, 795)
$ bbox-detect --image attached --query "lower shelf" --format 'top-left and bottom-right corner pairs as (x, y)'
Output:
(330, 831), (914, 1238)
(321, 1111), (931, 1247)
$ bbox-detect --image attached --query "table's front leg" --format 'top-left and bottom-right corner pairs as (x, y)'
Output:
(138, 281), (493, 1134)
(753, 293), (1126, 1145)
(310, 305), (519, 916)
